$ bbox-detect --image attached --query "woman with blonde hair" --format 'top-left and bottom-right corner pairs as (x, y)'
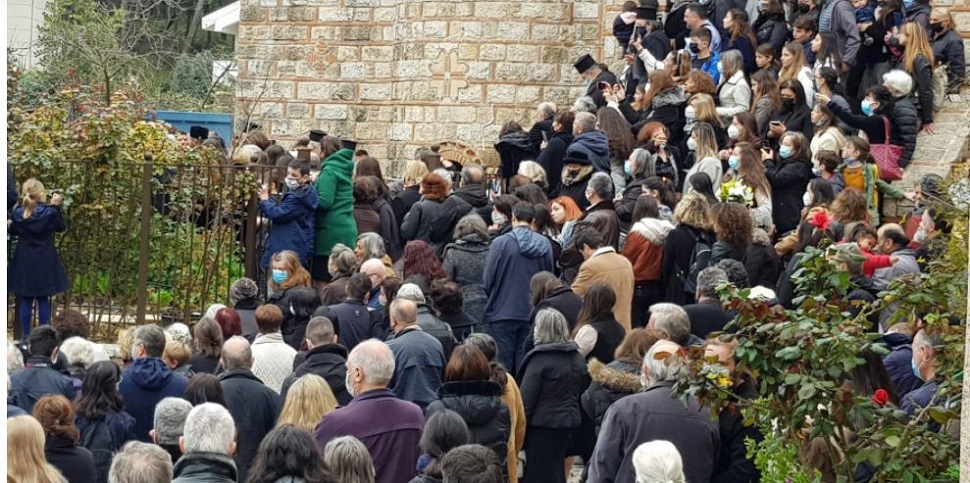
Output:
(778, 42), (814, 108)
(33, 395), (97, 482)
(929, 7), (966, 95)
(662, 193), (714, 305)
(715, 50), (752, 121)
(393, 160), (431, 226)
(7, 415), (67, 483)
(517, 161), (548, 189)
(897, 21), (936, 133)
(323, 435), (376, 483)
(687, 93), (727, 149)
(8, 178), (68, 339)
(267, 249), (313, 312)
(278, 374), (339, 433)
(682, 123), (723, 197)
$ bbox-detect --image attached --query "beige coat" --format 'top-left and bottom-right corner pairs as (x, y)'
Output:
(502, 377), (527, 482)
(572, 249), (635, 331)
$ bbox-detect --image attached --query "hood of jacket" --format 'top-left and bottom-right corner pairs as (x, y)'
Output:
(652, 87), (688, 110)
(127, 357), (176, 391)
(452, 233), (490, 251)
(508, 226), (551, 259)
(172, 452), (238, 482)
(532, 341), (580, 354)
(588, 358), (642, 393)
(497, 131), (534, 150)
(454, 184), (489, 207)
(883, 332), (911, 349)
(321, 148), (355, 174)
(560, 165), (595, 187)
(436, 381), (506, 425)
(572, 131), (610, 158)
(752, 227), (772, 246)
(630, 217), (674, 245)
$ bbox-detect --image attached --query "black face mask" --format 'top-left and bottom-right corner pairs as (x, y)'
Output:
(797, 3), (810, 12)
(782, 98), (796, 111)
(930, 22), (944, 34)
(688, 42), (701, 55)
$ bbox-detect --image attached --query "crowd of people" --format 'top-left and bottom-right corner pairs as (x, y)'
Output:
(6, 0), (966, 481)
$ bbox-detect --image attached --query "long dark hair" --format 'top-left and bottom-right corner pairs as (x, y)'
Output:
(247, 425), (330, 483)
(74, 361), (124, 420)
(597, 107), (636, 163)
(185, 374), (228, 407)
(463, 333), (509, 392)
(529, 271), (564, 307)
(807, 178), (835, 209)
(689, 172), (719, 206)
(574, 283), (617, 335)
(644, 176), (677, 210)
(631, 195), (661, 221)
(288, 288), (322, 321)
(727, 8), (757, 47)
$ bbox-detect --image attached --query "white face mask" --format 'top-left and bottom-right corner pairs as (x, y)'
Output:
(727, 124), (741, 140)
(803, 192), (812, 207)
(491, 211), (508, 225)
(684, 106), (696, 119)
(345, 369), (357, 398)
(913, 227), (929, 244)
(687, 137), (698, 151)
(284, 177), (301, 190)
(717, 61), (724, 73)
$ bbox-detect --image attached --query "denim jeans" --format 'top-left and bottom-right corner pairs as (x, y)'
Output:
(488, 320), (531, 375)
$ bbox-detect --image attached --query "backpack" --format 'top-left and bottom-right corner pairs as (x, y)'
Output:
(678, 230), (713, 295)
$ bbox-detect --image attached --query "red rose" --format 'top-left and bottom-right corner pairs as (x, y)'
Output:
(871, 388), (889, 406)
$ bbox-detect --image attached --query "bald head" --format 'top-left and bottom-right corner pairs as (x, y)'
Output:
(360, 259), (386, 285)
(538, 102), (557, 120)
(877, 223), (910, 253)
(461, 164), (485, 186)
(348, 339), (396, 389)
(221, 336), (252, 371)
(389, 298), (418, 333)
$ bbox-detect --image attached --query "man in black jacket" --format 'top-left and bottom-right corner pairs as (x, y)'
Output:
(683, 266), (732, 339)
(218, 337), (282, 483)
(171, 403), (239, 483)
(574, 54), (618, 109)
(281, 316), (351, 405)
(316, 274), (384, 352)
(9, 326), (76, 413)
(453, 164), (493, 225)
(528, 102), (557, 152)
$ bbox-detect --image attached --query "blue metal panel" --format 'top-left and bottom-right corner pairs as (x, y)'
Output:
(149, 111), (234, 143)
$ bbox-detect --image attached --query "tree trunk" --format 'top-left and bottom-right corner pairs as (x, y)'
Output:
(181, 0), (205, 54)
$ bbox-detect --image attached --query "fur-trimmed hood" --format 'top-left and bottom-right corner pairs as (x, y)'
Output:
(588, 358), (642, 393)
(630, 217), (675, 245)
(651, 87), (688, 110)
(752, 227), (772, 246)
(561, 165), (595, 187)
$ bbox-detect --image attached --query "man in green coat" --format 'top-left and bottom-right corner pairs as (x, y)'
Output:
(312, 146), (358, 288)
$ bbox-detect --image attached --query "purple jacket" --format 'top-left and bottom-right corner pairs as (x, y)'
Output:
(314, 388), (424, 483)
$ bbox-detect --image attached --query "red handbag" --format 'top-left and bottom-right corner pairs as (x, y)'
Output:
(870, 117), (904, 181)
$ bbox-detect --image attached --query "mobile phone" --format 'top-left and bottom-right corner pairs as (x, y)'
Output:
(598, 81), (611, 91)
(769, 120), (783, 126)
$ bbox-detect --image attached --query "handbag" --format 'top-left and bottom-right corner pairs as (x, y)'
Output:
(870, 117), (903, 181)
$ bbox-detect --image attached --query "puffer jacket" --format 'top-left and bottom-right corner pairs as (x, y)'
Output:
(537, 131), (575, 195)
(568, 131), (612, 174)
(765, 156), (814, 235)
(442, 233), (490, 324)
(623, 217), (675, 282)
(172, 452), (238, 483)
(581, 358), (641, 431)
(426, 381), (511, 472)
(401, 198), (445, 244)
(890, 96), (920, 169)
(745, 229), (782, 291)
(932, 29), (967, 93)
(517, 341), (590, 429)
(912, 54), (934, 124)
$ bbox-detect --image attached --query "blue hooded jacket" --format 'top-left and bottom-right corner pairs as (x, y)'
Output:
(567, 131), (612, 174)
(483, 227), (555, 323)
(120, 358), (189, 442)
(882, 332), (922, 398)
(259, 184), (318, 269)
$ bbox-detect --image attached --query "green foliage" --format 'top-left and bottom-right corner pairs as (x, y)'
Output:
(746, 428), (820, 483)
(675, 226), (964, 481)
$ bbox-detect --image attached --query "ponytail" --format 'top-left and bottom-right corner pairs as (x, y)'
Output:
(19, 179), (45, 220)
(21, 193), (38, 219)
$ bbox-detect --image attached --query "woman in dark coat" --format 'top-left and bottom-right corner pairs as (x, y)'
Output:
(766, 80), (814, 150)
(317, 244), (356, 306)
(517, 308), (590, 483)
(753, 0), (788, 57)
(898, 21), (936, 132)
(615, 148), (654, 229)
(631, 72), (688, 146)
(571, 283), (626, 364)
(426, 346), (511, 475)
(706, 337), (763, 483)
(661, 193), (715, 305)
(764, 132), (814, 235)
(8, 179), (68, 338)
(352, 176), (382, 236)
(401, 173), (449, 244)
(537, 111), (576, 196)
(581, 329), (660, 432)
(555, 151), (596, 211)
(930, 10), (966, 94)
(495, 121), (539, 193)
(709, 203), (753, 267)
(190, 318), (224, 374)
(74, 361), (137, 483)
(524, 271), (584, 353)
(441, 215), (491, 324)
(34, 395), (97, 483)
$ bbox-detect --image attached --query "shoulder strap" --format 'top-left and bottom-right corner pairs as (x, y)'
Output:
(882, 116), (891, 141)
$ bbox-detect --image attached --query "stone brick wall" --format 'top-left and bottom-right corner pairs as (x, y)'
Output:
(235, 0), (635, 171)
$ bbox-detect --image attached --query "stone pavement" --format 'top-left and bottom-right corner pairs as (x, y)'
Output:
(883, 85), (970, 218)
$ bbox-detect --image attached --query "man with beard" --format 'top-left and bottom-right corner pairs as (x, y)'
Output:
(574, 54), (618, 109)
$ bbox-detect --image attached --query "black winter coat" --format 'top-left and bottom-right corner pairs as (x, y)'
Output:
(753, 12), (788, 57)
(710, 241), (747, 267)
(428, 195), (474, 253)
(911, 54), (934, 124)
(442, 234), (490, 324)
(615, 177), (647, 227)
(765, 156), (814, 234)
(401, 198), (445, 244)
(219, 370), (282, 483)
(426, 381), (511, 472)
(636, 88), (688, 146)
(769, 107), (815, 146)
(829, 102), (891, 143)
(517, 341), (590, 429)
(316, 301), (382, 352)
(529, 119), (555, 152)
(280, 343), (350, 405)
(581, 358), (641, 432)
(662, 225), (714, 305)
(9, 357), (77, 414)
(188, 354), (221, 375)
(392, 185), (422, 227)
(933, 29), (967, 93)
(416, 305), (458, 359)
(745, 236), (782, 291)
(76, 411), (138, 483)
(495, 131), (539, 179)
(556, 167), (594, 211)
(374, 197), (403, 261)
(172, 452), (238, 483)
(46, 435), (97, 483)
(523, 286), (585, 354)
(8, 204), (69, 297)
(890, 96), (919, 169)
(713, 376), (762, 483)
(537, 131), (575, 195)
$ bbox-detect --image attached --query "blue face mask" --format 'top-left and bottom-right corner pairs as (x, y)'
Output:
(903, 0), (914, 7)
(861, 99), (875, 116)
(845, 156), (858, 165)
(728, 156), (740, 170)
(272, 269), (288, 284)
(779, 145), (793, 159)
(911, 357), (922, 381)
(624, 161), (633, 176)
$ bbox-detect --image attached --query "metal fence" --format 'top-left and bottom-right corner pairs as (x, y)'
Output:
(7, 158), (286, 341)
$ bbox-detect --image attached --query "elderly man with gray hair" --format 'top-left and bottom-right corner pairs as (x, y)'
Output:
(682, 267), (732, 339)
(151, 397), (193, 463)
(395, 283), (457, 357)
(171, 402), (238, 482)
(567, 112), (611, 174)
(314, 339), (425, 483)
(384, 296), (447, 408)
(108, 441), (173, 483)
(588, 340), (719, 483)
(882, 69), (920, 168)
(648, 303), (696, 347)
(529, 101), (558, 151)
